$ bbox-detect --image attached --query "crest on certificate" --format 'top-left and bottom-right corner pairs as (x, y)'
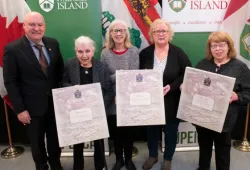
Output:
(74, 90), (82, 99)
(203, 77), (211, 86)
(136, 73), (143, 82)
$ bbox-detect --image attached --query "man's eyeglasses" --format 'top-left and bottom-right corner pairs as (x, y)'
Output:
(111, 29), (126, 34)
(153, 30), (169, 35)
(210, 42), (227, 50)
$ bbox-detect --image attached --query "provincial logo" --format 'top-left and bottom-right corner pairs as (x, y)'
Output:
(168, 0), (187, 13)
(240, 19), (250, 60)
(39, 0), (54, 12)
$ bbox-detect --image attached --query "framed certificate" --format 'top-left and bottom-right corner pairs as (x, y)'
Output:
(177, 67), (236, 132)
(116, 70), (165, 126)
(52, 83), (109, 147)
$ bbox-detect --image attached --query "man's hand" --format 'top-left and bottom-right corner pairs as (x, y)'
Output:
(17, 110), (31, 125)
(163, 85), (171, 96)
(229, 91), (239, 104)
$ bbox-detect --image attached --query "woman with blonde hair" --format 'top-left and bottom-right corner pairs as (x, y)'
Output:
(195, 31), (250, 170)
(101, 19), (139, 170)
(140, 19), (191, 170)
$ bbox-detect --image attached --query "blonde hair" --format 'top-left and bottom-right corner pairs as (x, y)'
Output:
(105, 19), (132, 49)
(75, 36), (96, 51)
(149, 19), (174, 43)
(206, 31), (236, 60)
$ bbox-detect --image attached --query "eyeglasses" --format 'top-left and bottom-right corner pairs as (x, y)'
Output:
(75, 49), (92, 55)
(210, 42), (227, 50)
(153, 30), (169, 35)
(111, 29), (126, 34)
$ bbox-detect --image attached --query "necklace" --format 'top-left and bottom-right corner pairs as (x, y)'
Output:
(80, 65), (89, 74)
(84, 68), (88, 74)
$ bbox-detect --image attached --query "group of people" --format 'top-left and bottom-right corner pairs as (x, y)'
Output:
(2, 11), (250, 170)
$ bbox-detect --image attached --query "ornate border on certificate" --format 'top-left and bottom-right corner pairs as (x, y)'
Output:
(177, 67), (235, 132)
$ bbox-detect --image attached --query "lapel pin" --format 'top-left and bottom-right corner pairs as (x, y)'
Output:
(49, 48), (52, 51)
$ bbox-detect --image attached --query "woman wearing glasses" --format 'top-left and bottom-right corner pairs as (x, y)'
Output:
(62, 36), (114, 170)
(195, 31), (250, 170)
(101, 19), (139, 170)
(139, 19), (191, 170)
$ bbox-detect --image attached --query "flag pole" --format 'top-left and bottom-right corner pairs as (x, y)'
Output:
(233, 103), (250, 152)
(1, 101), (24, 159)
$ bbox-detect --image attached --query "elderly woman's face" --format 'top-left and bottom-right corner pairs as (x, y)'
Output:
(111, 23), (127, 46)
(210, 41), (229, 61)
(75, 43), (94, 66)
(152, 23), (170, 45)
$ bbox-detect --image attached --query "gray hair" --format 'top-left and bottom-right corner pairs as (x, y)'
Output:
(149, 19), (174, 43)
(75, 36), (96, 51)
(105, 19), (132, 49)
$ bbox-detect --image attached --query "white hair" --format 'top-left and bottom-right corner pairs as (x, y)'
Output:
(75, 36), (96, 51)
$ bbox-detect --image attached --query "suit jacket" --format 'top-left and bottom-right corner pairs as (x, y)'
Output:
(139, 44), (191, 122)
(62, 58), (114, 109)
(3, 36), (64, 116)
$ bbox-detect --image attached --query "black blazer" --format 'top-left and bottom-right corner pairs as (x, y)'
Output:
(139, 44), (191, 122)
(3, 36), (64, 116)
(62, 58), (114, 108)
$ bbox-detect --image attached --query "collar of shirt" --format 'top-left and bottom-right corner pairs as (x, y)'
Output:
(25, 35), (50, 64)
(155, 55), (167, 64)
(26, 35), (45, 47)
(153, 52), (168, 72)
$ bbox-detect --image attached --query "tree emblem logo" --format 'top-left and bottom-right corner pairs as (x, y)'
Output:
(39, 0), (54, 12)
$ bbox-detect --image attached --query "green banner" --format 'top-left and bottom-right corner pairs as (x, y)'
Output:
(171, 32), (210, 66)
(26, 0), (102, 60)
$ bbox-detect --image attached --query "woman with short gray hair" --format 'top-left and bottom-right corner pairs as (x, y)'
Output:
(62, 36), (114, 170)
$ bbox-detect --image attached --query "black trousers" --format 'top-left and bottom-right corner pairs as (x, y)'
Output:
(73, 139), (105, 170)
(196, 127), (231, 170)
(26, 99), (61, 170)
(108, 115), (134, 161)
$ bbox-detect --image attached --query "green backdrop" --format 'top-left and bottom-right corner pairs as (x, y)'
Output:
(26, 0), (210, 66)
(171, 33), (210, 66)
(26, 0), (103, 60)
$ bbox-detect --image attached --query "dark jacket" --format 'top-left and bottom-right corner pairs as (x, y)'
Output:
(3, 36), (64, 116)
(62, 58), (114, 109)
(139, 43), (192, 123)
(196, 58), (250, 131)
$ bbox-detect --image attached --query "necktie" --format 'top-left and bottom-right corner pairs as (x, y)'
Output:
(34, 44), (48, 75)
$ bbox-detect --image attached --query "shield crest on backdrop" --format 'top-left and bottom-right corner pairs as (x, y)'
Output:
(39, 0), (54, 13)
(240, 20), (250, 60)
(168, 0), (187, 13)
(242, 33), (250, 54)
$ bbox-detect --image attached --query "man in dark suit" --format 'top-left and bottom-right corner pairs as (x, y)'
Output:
(3, 12), (64, 170)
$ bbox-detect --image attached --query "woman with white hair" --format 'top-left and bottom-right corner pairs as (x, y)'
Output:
(62, 36), (114, 170)
(101, 19), (139, 170)
(140, 19), (191, 170)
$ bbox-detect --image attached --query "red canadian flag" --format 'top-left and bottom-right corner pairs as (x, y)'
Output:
(0, 0), (30, 106)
